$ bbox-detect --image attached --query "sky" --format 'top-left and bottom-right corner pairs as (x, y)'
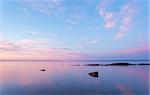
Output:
(0, 0), (149, 60)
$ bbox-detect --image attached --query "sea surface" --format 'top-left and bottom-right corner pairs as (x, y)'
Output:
(0, 61), (149, 95)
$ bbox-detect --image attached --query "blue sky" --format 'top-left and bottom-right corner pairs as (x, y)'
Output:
(0, 0), (149, 60)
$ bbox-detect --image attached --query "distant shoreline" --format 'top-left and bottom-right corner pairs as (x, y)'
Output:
(83, 63), (150, 66)
(1, 60), (150, 66)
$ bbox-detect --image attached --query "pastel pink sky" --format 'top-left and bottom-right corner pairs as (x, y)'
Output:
(0, 0), (149, 60)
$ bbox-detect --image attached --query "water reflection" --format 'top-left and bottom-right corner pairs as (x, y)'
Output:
(0, 61), (149, 95)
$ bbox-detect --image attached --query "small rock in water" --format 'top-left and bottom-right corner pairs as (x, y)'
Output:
(89, 71), (98, 77)
(40, 69), (46, 71)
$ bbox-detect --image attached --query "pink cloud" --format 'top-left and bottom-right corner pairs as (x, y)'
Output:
(113, 32), (126, 40)
(102, 12), (116, 29)
(113, 2), (137, 40)
(20, 39), (49, 47)
(104, 12), (113, 20)
(97, 0), (113, 12)
(104, 19), (116, 29)
(0, 41), (20, 51)
(97, 1), (116, 29)
(0, 39), (148, 60)
(107, 46), (150, 55)
(97, 1), (138, 40)
(118, 47), (150, 55)
(0, 40), (86, 60)
(89, 45), (150, 59)
(99, 11), (116, 29)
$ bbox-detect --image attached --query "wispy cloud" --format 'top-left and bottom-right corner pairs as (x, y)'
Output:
(104, 19), (116, 29)
(0, 40), (21, 51)
(66, 8), (87, 25)
(17, 0), (64, 15)
(101, 11), (116, 29)
(116, 46), (150, 54)
(0, 40), (86, 60)
(18, 0), (87, 26)
(113, 2), (137, 40)
(0, 40), (149, 60)
(77, 38), (100, 49)
(25, 30), (39, 35)
(102, 46), (150, 56)
(87, 26), (100, 31)
(66, 19), (78, 25)
(97, 0), (116, 29)
(20, 39), (49, 47)
(97, 1), (137, 40)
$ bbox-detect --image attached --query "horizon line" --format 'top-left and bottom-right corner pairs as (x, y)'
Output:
(0, 59), (150, 62)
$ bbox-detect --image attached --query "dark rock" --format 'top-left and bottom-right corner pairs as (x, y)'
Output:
(89, 72), (98, 77)
(40, 69), (46, 71)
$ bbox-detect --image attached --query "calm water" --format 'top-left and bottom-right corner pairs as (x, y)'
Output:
(0, 61), (149, 95)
